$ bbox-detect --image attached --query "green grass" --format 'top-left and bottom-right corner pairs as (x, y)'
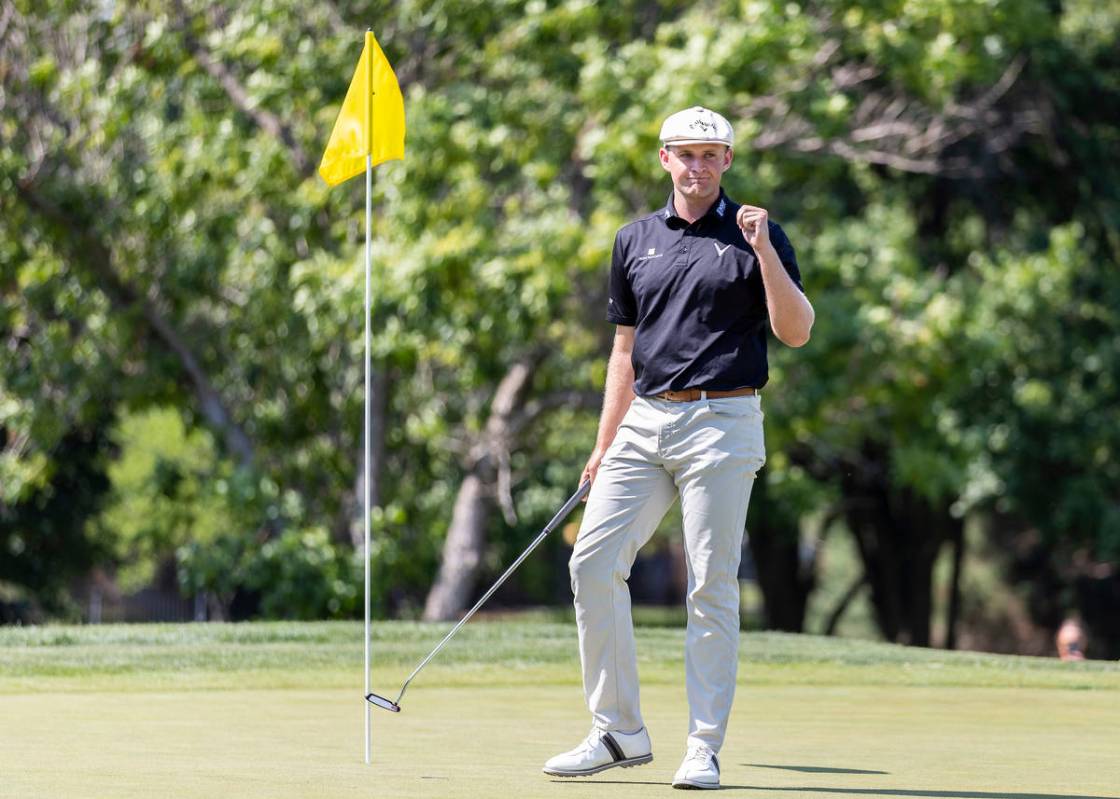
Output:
(1, 621), (1118, 798)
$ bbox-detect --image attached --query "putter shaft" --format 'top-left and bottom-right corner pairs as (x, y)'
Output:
(391, 481), (591, 707)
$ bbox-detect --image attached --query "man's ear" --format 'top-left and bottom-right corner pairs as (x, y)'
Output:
(721, 147), (734, 172)
(659, 147), (672, 172)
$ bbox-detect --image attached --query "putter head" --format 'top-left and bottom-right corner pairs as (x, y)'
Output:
(365, 692), (401, 713)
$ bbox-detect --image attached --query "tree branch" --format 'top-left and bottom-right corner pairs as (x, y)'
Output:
(823, 572), (867, 636)
(741, 53), (1035, 178)
(171, 0), (312, 176)
(15, 179), (257, 469)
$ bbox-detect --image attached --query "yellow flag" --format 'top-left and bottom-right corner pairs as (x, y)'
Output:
(319, 30), (405, 186)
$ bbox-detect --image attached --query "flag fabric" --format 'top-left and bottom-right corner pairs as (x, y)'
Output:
(319, 30), (405, 186)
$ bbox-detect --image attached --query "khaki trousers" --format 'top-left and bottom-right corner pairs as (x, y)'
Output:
(570, 394), (766, 752)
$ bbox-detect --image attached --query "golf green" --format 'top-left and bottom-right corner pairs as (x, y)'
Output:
(1, 622), (1117, 798)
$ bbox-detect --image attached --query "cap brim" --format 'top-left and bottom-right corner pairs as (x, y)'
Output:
(662, 139), (732, 147)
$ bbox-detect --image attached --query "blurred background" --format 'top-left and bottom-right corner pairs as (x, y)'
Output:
(1, 0), (1117, 659)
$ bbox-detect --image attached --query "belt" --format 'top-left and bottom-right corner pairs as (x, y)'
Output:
(652, 387), (757, 402)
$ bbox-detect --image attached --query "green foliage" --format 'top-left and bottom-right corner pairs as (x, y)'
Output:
(176, 527), (357, 620)
(1, 0), (1118, 642)
(960, 227), (1120, 558)
(97, 408), (233, 591)
(248, 527), (358, 619)
(0, 424), (112, 615)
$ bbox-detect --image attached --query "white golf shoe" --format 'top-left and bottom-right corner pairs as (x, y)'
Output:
(671, 745), (720, 790)
(542, 726), (653, 777)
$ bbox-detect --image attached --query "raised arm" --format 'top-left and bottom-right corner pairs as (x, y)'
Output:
(736, 205), (815, 347)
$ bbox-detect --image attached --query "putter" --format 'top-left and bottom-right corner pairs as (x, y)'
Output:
(366, 480), (591, 713)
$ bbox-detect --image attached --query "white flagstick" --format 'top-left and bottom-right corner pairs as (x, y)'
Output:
(363, 27), (374, 767)
(363, 148), (373, 766)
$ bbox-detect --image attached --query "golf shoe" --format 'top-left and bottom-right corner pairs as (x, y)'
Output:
(542, 726), (653, 777)
(671, 745), (720, 790)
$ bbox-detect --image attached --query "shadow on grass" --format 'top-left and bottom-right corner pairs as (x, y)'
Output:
(551, 782), (1118, 798)
(747, 763), (889, 775)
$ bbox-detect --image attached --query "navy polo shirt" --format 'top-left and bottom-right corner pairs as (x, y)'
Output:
(606, 189), (803, 396)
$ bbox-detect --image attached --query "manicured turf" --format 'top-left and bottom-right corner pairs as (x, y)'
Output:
(1, 621), (1117, 798)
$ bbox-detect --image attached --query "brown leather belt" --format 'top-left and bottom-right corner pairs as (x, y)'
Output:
(653, 387), (757, 402)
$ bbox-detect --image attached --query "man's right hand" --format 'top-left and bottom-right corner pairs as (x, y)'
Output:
(580, 449), (607, 500)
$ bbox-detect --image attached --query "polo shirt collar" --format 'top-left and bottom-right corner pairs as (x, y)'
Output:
(662, 188), (732, 228)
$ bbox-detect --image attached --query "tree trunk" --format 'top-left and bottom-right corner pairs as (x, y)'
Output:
(945, 520), (965, 649)
(422, 359), (536, 621)
(906, 542), (935, 647)
(746, 474), (814, 631)
(841, 457), (952, 647)
(420, 473), (491, 621)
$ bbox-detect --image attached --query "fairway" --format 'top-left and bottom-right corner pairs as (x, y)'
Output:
(1, 622), (1117, 799)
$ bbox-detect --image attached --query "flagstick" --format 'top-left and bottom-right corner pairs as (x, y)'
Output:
(362, 26), (375, 768)
(362, 146), (371, 762)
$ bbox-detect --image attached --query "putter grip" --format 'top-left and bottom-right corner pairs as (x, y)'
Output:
(544, 481), (591, 533)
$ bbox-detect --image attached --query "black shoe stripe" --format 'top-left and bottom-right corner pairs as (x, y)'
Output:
(601, 733), (625, 762)
(712, 754), (720, 773)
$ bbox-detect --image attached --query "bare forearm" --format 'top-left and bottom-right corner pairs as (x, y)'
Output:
(756, 241), (814, 347)
(593, 345), (636, 454)
(736, 204), (815, 348)
(580, 327), (637, 492)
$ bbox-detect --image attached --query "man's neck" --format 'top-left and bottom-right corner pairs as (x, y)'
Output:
(672, 190), (720, 225)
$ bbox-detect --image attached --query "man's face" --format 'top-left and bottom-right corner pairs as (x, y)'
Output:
(659, 143), (732, 203)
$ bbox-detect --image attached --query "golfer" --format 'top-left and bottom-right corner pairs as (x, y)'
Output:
(543, 107), (814, 789)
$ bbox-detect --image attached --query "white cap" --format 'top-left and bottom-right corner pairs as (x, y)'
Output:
(659, 106), (734, 147)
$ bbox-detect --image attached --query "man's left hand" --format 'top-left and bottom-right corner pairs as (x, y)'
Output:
(737, 204), (770, 250)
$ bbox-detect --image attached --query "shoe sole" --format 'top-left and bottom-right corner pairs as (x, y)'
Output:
(671, 778), (719, 790)
(543, 754), (653, 777)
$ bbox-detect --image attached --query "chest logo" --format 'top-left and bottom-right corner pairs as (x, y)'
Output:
(638, 247), (664, 262)
(713, 242), (732, 257)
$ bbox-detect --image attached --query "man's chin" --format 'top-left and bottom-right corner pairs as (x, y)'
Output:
(679, 183), (717, 200)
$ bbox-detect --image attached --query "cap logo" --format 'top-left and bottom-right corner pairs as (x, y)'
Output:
(689, 116), (717, 135)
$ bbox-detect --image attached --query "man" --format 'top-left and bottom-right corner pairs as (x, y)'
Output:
(542, 107), (814, 790)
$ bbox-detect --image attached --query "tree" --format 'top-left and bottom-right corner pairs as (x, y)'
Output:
(2, 0), (1117, 653)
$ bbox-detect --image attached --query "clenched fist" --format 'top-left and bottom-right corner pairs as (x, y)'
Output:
(736, 204), (770, 250)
